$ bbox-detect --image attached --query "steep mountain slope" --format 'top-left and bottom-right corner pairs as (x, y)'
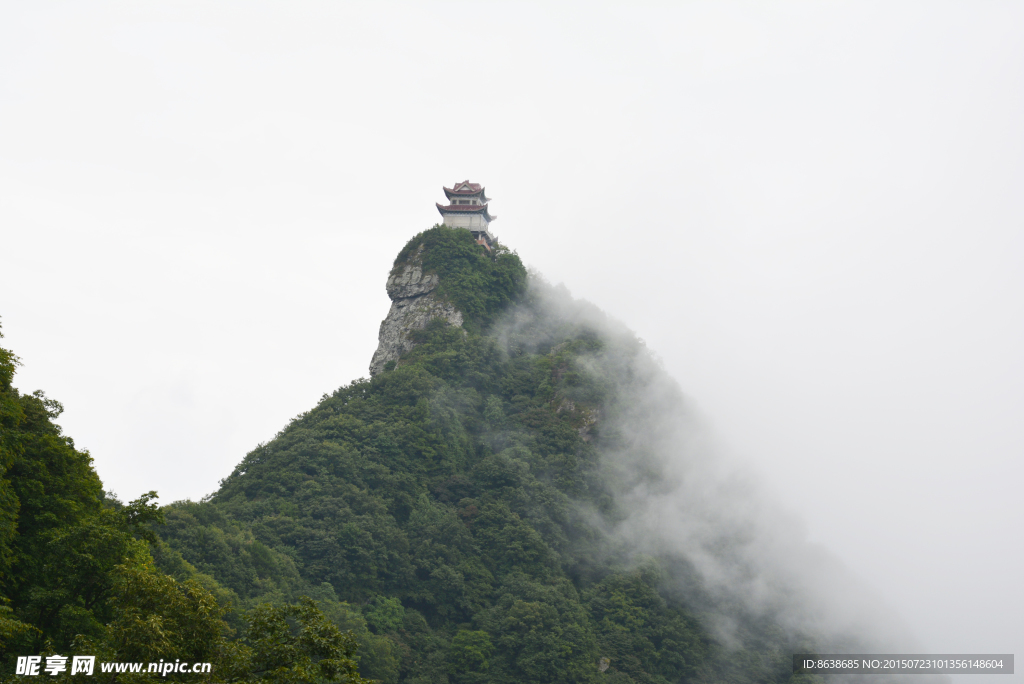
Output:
(156, 226), (836, 684)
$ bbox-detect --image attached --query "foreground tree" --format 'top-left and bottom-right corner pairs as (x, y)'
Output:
(244, 597), (371, 684)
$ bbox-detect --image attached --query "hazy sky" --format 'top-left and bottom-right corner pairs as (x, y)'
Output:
(2, 2), (1021, 678)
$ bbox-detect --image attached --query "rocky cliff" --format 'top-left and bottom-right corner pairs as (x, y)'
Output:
(368, 244), (463, 376)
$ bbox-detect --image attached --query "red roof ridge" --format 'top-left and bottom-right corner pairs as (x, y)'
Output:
(444, 180), (483, 193)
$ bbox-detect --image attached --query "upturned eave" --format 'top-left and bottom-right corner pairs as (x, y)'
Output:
(436, 203), (495, 222)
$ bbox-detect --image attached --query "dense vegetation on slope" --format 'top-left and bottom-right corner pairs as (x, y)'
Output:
(0, 226), (823, 683)
(154, 227), (813, 684)
(0, 326), (371, 683)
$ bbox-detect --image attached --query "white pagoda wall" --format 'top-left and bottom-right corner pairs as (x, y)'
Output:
(442, 214), (488, 230)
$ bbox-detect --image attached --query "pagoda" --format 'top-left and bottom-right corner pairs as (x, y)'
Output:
(436, 180), (496, 248)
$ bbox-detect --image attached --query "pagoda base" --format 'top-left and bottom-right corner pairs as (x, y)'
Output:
(470, 229), (494, 250)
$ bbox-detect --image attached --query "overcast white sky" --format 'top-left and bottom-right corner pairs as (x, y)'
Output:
(2, 1), (1021, 678)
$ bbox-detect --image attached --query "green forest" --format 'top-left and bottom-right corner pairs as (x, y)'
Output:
(0, 227), (823, 683)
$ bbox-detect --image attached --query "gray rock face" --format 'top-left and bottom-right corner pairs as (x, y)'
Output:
(369, 247), (463, 376)
(385, 263), (438, 299)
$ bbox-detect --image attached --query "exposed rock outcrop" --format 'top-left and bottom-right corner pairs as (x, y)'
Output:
(369, 246), (463, 376)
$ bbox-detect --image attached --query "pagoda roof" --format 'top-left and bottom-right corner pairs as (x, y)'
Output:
(443, 180), (490, 202)
(436, 202), (496, 222)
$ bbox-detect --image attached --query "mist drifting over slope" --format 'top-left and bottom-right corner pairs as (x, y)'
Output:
(497, 274), (948, 680)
